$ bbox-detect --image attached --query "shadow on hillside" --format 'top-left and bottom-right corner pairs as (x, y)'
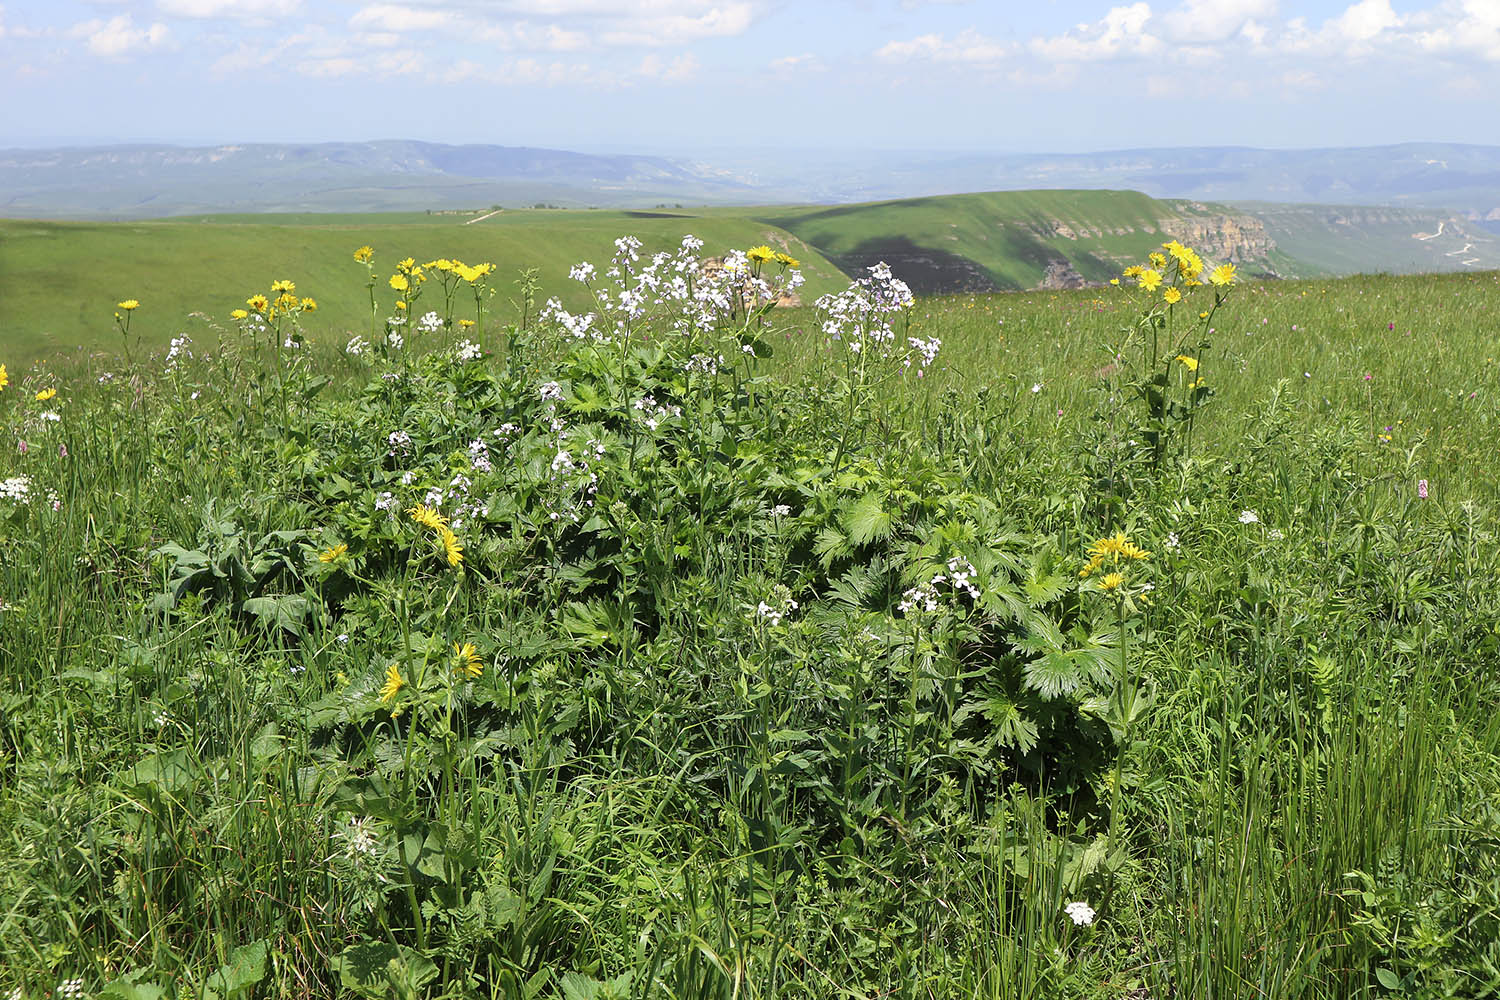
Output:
(828, 236), (1000, 295)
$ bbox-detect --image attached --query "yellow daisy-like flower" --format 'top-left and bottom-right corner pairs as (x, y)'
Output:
(453, 641), (482, 678)
(354, 245), (375, 263)
(35, 387), (56, 402)
(397, 257), (416, 273)
(1100, 571), (1125, 592)
(0, 364), (8, 392)
(1139, 269), (1163, 293)
(379, 663), (405, 704)
(407, 504), (447, 531)
(1148, 252), (1167, 269)
(389, 274), (409, 292)
(774, 251), (800, 267)
(746, 245), (775, 264)
(1209, 263), (1237, 287)
(1175, 354), (1199, 372)
(395, 301), (408, 310)
(458, 319), (475, 329)
(230, 308), (249, 320)
(1122, 265), (1145, 279)
(1080, 531), (1152, 577)
(275, 292), (300, 312)
(270, 279), (296, 293)
(319, 543), (347, 563)
(246, 294), (270, 312)
(440, 527), (464, 567)
(300, 297), (317, 312)
(1163, 287), (1182, 305)
(1199, 311), (1210, 319)
(1109, 278), (1121, 286)
(455, 264), (481, 283)
(117, 299), (140, 311)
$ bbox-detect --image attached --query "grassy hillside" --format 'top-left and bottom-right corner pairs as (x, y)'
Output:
(2, 247), (1498, 995)
(1242, 201), (1500, 276)
(0, 210), (847, 359)
(762, 189), (1281, 294)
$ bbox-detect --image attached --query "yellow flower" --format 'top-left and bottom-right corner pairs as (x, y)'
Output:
(0, 364), (8, 392)
(379, 664), (405, 704)
(459, 319), (475, 329)
(246, 294), (270, 312)
(1122, 265), (1144, 279)
(1100, 571), (1125, 591)
(300, 297), (317, 312)
(389, 274), (409, 292)
(270, 279), (296, 293)
(35, 387), (56, 402)
(397, 257), (416, 272)
(1109, 278), (1121, 286)
(453, 641), (482, 678)
(230, 308), (249, 320)
(353, 245), (375, 263)
(455, 264), (481, 283)
(1139, 269), (1163, 292)
(1209, 263), (1237, 287)
(1176, 354), (1199, 372)
(319, 543), (347, 563)
(746, 245), (775, 264)
(275, 292), (300, 312)
(407, 504), (447, 531)
(440, 527), (464, 567)
(395, 301), (407, 311)
(1163, 287), (1182, 305)
(1199, 311), (1209, 319)
(774, 251), (800, 267)
(117, 299), (140, 311)
(1149, 252), (1167, 269)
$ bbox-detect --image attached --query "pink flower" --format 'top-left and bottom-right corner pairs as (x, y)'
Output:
(1417, 479), (1429, 499)
(1387, 322), (1395, 330)
(58, 443), (68, 458)
(16, 440), (27, 455)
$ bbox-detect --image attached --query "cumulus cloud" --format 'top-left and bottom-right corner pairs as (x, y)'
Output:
(71, 14), (169, 56)
(1030, 3), (1160, 62)
(156, 0), (300, 19)
(770, 52), (824, 71)
(876, 28), (1010, 63)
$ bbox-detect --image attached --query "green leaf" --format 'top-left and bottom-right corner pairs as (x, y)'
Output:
(99, 974), (168, 1000)
(845, 492), (893, 546)
(203, 939), (269, 1000)
(1375, 968), (1400, 990)
(337, 941), (438, 997)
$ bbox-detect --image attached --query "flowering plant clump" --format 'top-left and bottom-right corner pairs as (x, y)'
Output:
(1095, 241), (1239, 482)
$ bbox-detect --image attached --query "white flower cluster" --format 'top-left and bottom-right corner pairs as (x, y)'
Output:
(632, 395), (682, 431)
(345, 335), (370, 357)
(1064, 900), (1096, 926)
(386, 331), (404, 350)
(0, 476), (30, 503)
(387, 431), (412, 457)
(751, 585), (799, 627)
(454, 339), (482, 362)
(685, 352), (725, 375)
(904, 335), (942, 376)
(416, 310), (444, 334)
(468, 437), (493, 474)
(816, 261), (914, 357)
(165, 334), (193, 371)
(342, 816), (379, 858)
(541, 234), (804, 348)
(898, 557), (981, 614)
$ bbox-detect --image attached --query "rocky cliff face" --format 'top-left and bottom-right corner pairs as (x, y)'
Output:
(1159, 210), (1275, 263)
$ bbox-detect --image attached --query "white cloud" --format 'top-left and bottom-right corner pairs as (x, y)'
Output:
(1030, 3), (1161, 62)
(71, 14), (169, 56)
(1160, 0), (1277, 44)
(155, 0), (300, 18)
(635, 51), (699, 80)
(876, 28), (1010, 63)
(770, 52), (824, 71)
(349, 4), (454, 32)
(599, 3), (754, 46)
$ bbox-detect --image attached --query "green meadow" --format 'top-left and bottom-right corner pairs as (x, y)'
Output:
(1, 228), (1499, 999)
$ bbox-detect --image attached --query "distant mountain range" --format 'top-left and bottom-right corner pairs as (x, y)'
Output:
(5, 140), (1500, 222)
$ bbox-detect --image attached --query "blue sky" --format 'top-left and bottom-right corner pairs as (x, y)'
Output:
(3, 0), (1498, 153)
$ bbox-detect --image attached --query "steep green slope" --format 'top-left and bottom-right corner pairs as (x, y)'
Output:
(762, 190), (1276, 293)
(0, 210), (845, 358)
